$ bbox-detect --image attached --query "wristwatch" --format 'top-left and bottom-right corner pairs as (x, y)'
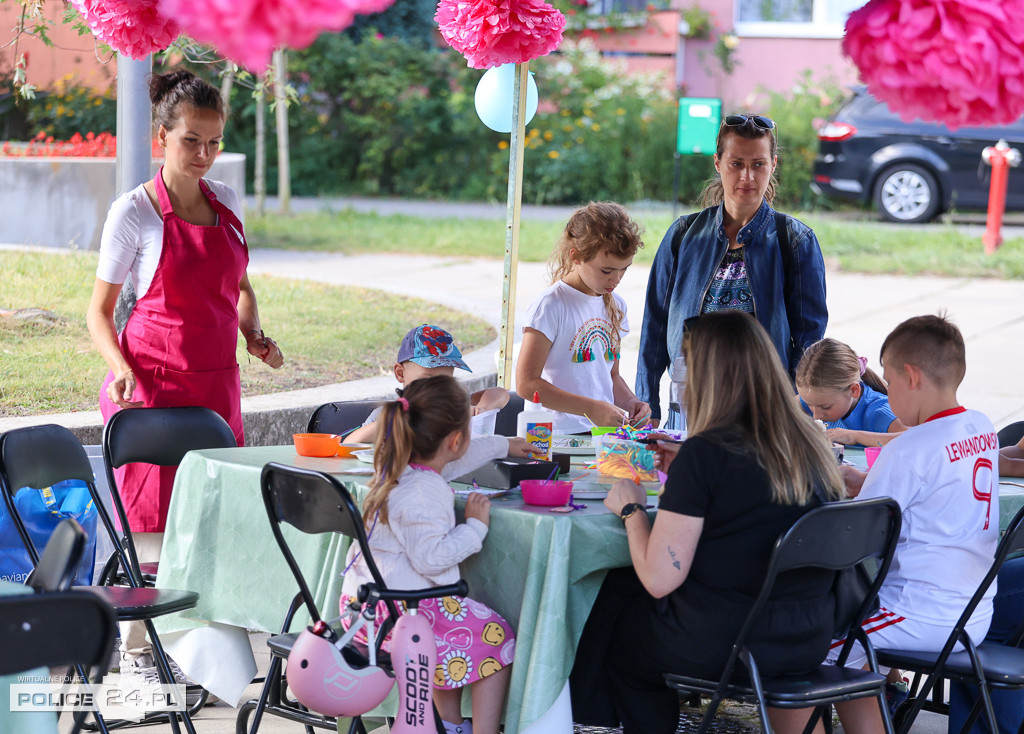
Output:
(619, 502), (644, 521)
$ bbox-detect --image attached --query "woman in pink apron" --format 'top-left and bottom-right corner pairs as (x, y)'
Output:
(86, 69), (283, 695)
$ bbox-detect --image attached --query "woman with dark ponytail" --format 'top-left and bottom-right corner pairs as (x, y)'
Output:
(86, 68), (283, 694)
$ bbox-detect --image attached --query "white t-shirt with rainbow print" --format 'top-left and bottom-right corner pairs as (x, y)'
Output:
(522, 280), (628, 433)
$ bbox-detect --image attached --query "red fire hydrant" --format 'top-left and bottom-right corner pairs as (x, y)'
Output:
(981, 139), (1021, 254)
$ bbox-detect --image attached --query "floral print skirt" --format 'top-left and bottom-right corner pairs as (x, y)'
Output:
(339, 593), (516, 690)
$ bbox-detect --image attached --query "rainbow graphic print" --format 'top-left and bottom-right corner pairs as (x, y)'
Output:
(570, 317), (619, 363)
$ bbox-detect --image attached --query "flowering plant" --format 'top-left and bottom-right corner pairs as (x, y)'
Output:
(680, 4), (711, 39)
(843, 0), (1024, 129)
(1, 131), (163, 158)
(713, 29), (739, 74)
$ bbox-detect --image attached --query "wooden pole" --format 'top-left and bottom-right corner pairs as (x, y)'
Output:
(498, 62), (530, 389)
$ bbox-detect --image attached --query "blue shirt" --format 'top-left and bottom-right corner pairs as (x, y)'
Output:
(801, 382), (896, 443)
(636, 201), (828, 426)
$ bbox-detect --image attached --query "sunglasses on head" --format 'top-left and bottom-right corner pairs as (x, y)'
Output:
(723, 114), (776, 131)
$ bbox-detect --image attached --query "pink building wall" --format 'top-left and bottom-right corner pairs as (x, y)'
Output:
(0, 2), (116, 91)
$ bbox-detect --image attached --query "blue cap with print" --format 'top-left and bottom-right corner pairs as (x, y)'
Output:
(396, 324), (471, 372)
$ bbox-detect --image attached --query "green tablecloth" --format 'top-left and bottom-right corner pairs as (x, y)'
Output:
(157, 445), (635, 733)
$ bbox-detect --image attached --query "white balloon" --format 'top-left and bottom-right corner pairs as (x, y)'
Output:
(474, 63), (539, 134)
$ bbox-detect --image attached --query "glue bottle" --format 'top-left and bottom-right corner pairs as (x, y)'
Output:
(517, 391), (555, 460)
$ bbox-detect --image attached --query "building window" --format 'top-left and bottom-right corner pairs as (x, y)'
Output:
(735, 0), (861, 38)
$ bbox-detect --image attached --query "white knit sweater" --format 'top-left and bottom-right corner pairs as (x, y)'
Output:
(340, 435), (509, 595)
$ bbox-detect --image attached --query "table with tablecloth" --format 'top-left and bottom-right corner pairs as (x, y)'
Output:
(155, 444), (641, 733)
(0, 580), (60, 734)
(154, 443), (1024, 732)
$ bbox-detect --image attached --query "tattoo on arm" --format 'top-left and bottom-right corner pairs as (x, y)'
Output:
(668, 545), (681, 570)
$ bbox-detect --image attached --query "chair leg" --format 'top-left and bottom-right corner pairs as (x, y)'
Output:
(247, 655), (283, 734)
(145, 619), (196, 734)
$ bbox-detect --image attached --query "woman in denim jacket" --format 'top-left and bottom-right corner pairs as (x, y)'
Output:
(636, 115), (827, 428)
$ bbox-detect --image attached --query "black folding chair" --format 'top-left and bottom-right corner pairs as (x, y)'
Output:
(876, 505), (1024, 734)
(0, 424), (201, 734)
(664, 497), (902, 734)
(1, 591), (117, 734)
(306, 401), (380, 437)
(238, 462), (453, 734)
(6, 517), (118, 734)
(494, 391), (526, 437)
(99, 406), (236, 588)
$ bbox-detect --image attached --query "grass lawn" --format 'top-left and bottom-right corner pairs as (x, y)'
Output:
(0, 249), (493, 416)
(247, 209), (1024, 279)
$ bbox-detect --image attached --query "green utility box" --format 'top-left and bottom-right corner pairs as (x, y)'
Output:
(677, 97), (721, 155)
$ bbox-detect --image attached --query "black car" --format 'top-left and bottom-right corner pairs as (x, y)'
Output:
(812, 87), (1024, 223)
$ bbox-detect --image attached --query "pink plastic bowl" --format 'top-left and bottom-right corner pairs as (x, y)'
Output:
(520, 479), (573, 506)
(864, 446), (882, 468)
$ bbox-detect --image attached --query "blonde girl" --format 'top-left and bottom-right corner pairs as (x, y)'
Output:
(517, 202), (650, 432)
(339, 375), (514, 734)
(796, 338), (907, 447)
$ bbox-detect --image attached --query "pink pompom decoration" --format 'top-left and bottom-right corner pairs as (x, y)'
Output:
(843, 0), (1024, 130)
(158, 0), (395, 72)
(69, 0), (180, 60)
(436, 0), (566, 69)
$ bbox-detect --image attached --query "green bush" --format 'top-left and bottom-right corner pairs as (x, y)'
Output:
(750, 70), (845, 210)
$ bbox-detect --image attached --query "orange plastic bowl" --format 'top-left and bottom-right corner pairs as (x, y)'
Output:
(520, 479), (573, 507)
(337, 442), (372, 458)
(293, 433), (340, 457)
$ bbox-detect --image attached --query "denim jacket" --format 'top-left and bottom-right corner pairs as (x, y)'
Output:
(636, 200), (828, 423)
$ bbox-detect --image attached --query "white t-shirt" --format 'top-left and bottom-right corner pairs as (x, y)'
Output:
(95, 180), (244, 298)
(521, 280), (628, 433)
(859, 407), (999, 628)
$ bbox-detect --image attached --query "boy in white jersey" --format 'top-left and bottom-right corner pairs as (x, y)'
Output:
(831, 314), (999, 734)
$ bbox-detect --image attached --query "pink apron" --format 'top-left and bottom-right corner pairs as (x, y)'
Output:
(100, 168), (248, 532)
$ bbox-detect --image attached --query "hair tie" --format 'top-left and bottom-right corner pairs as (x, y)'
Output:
(857, 356), (868, 376)
(397, 397), (409, 412)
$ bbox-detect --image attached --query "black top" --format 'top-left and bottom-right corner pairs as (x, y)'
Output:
(653, 430), (835, 678)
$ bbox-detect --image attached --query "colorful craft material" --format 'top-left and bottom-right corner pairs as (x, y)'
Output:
(435, 0), (566, 69)
(69, 0), (179, 60)
(595, 433), (657, 483)
(843, 0), (1024, 129)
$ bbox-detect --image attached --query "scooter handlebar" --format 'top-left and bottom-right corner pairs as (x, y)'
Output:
(357, 579), (470, 605)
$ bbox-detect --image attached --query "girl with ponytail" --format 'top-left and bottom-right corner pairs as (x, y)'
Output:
(340, 375), (515, 734)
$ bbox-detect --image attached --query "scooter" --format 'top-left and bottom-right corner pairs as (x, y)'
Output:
(288, 580), (468, 733)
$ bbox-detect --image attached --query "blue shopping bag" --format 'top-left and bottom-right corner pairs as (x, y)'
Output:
(0, 479), (98, 584)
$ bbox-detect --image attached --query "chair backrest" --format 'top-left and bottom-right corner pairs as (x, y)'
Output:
(0, 424), (97, 565)
(101, 406), (237, 585)
(27, 518), (87, 593)
(720, 497), (901, 683)
(0, 591), (117, 676)
(997, 421), (1024, 449)
(103, 406), (237, 469)
(307, 401), (380, 436)
(261, 462), (392, 623)
(494, 391), (526, 437)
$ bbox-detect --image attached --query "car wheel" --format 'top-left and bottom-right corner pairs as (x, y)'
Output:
(874, 164), (941, 223)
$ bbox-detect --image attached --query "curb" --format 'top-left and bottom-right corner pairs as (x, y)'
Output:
(0, 341), (502, 447)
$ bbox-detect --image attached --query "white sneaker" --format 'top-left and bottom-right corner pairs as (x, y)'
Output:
(443, 720), (473, 734)
(118, 653), (167, 709)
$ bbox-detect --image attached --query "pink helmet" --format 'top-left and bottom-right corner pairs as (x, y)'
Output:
(288, 618), (396, 717)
